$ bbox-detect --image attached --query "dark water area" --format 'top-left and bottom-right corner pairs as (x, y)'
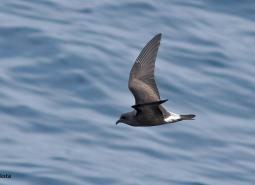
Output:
(0, 0), (254, 184)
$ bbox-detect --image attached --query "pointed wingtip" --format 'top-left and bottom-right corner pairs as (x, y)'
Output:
(155, 33), (162, 40)
(160, 99), (168, 103)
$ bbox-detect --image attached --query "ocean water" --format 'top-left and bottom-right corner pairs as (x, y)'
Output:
(0, 0), (255, 184)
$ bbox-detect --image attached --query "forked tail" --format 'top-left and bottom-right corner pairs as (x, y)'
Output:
(180, 114), (196, 120)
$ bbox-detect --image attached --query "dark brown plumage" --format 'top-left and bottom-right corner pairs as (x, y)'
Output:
(116, 33), (195, 127)
(129, 33), (161, 104)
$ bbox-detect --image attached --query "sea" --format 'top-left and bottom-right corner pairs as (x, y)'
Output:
(0, 0), (254, 185)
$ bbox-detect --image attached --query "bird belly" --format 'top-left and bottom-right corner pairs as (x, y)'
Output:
(164, 112), (181, 123)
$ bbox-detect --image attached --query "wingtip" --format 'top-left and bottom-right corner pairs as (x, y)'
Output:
(161, 99), (168, 103)
(155, 33), (162, 39)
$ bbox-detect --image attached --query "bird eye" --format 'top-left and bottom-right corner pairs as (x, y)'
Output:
(121, 116), (126, 119)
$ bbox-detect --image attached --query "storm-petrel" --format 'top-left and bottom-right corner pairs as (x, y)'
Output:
(116, 33), (195, 126)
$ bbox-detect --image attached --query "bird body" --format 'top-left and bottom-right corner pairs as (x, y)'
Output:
(116, 33), (195, 127)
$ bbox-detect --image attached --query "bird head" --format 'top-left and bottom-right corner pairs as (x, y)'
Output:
(116, 112), (134, 125)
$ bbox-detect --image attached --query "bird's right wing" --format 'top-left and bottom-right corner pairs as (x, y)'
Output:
(128, 33), (162, 105)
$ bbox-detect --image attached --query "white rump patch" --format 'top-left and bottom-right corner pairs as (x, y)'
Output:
(164, 112), (181, 123)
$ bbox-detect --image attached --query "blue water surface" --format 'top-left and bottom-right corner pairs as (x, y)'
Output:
(0, 0), (255, 185)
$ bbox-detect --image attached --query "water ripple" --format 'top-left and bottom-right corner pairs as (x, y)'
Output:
(0, 0), (254, 185)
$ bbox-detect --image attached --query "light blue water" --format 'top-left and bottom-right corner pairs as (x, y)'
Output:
(0, 0), (255, 184)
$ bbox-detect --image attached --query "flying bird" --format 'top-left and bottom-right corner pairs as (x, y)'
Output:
(116, 33), (195, 127)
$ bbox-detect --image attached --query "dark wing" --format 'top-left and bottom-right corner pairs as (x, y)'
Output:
(128, 33), (162, 105)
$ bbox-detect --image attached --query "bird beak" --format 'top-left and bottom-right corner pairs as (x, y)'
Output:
(116, 120), (121, 125)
